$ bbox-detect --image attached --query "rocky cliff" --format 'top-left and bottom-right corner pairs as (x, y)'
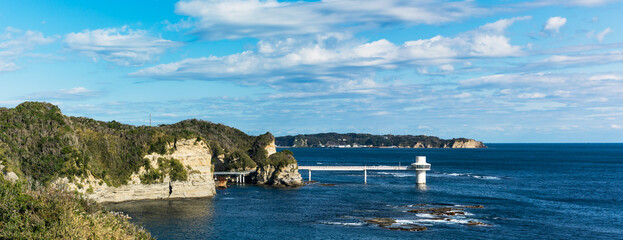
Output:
(52, 139), (215, 203)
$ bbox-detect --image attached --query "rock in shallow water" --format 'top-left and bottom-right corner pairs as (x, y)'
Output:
(365, 218), (427, 231)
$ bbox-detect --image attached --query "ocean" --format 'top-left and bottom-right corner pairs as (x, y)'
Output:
(107, 144), (623, 239)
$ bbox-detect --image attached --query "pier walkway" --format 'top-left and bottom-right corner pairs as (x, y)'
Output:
(213, 170), (254, 183)
(298, 165), (409, 183)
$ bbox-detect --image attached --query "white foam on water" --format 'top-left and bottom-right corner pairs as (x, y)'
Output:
(320, 221), (364, 226)
(395, 219), (418, 224)
(376, 171), (414, 178)
(472, 175), (501, 180)
(415, 213), (436, 218)
(437, 172), (501, 180)
(447, 173), (465, 176)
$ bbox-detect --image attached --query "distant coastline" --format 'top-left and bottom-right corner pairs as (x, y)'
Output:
(276, 133), (486, 148)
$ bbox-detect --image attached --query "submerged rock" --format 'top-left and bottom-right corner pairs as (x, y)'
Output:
(365, 218), (396, 227)
(408, 207), (466, 216)
(467, 220), (491, 226)
(464, 205), (485, 209)
(365, 218), (427, 231)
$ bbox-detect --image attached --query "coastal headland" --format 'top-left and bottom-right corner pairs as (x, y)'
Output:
(276, 133), (486, 148)
(0, 102), (302, 203)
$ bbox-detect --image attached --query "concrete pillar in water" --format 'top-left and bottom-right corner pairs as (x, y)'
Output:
(410, 156), (431, 184)
(308, 170), (312, 181)
(364, 168), (367, 183)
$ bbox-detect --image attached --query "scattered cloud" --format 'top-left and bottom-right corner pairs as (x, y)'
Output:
(518, 93), (547, 98)
(64, 26), (182, 66)
(0, 27), (56, 72)
(543, 16), (567, 33)
(587, 27), (612, 42)
(132, 17), (528, 88)
(589, 74), (623, 81)
(523, 0), (622, 7)
(521, 51), (623, 71)
(25, 87), (102, 100)
(173, 0), (487, 40)
(611, 124), (623, 129)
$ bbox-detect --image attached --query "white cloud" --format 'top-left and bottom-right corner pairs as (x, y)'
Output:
(520, 52), (623, 70)
(174, 0), (487, 40)
(543, 16), (567, 33)
(524, 0), (621, 7)
(589, 74), (623, 81)
(518, 93), (547, 99)
(26, 87), (102, 100)
(0, 27), (56, 72)
(596, 27), (612, 42)
(133, 17), (527, 87)
(612, 124), (623, 129)
(440, 64), (455, 72)
(64, 26), (181, 66)
(454, 92), (472, 98)
(461, 73), (566, 87)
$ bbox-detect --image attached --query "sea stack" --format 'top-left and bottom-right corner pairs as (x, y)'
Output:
(411, 156), (431, 184)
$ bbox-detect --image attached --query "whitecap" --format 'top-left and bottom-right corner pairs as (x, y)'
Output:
(376, 171), (414, 178)
(320, 221), (364, 226)
(472, 175), (501, 180)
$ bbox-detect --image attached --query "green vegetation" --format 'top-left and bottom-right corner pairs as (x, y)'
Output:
(0, 102), (287, 187)
(276, 132), (484, 148)
(0, 178), (153, 239)
(263, 150), (296, 169)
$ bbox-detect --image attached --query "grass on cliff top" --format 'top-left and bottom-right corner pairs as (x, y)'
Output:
(0, 177), (153, 239)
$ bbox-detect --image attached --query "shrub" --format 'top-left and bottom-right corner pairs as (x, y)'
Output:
(0, 178), (153, 239)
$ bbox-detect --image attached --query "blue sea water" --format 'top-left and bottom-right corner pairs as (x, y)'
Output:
(107, 144), (623, 239)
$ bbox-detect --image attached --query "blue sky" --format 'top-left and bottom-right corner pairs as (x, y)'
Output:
(1, 0), (623, 142)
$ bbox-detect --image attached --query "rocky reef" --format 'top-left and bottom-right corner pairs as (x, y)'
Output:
(319, 203), (491, 231)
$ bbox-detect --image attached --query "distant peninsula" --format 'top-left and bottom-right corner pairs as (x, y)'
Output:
(276, 133), (486, 148)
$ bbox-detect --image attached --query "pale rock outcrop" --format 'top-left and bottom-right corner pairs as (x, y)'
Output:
(264, 140), (277, 156)
(449, 139), (485, 148)
(1, 164), (19, 182)
(413, 139), (485, 148)
(413, 142), (435, 148)
(52, 139), (216, 203)
(255, 163), (303, 186)
(272, 163), (303, 186)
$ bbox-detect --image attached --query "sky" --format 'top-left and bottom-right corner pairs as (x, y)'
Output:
(1, 0), (623, 143)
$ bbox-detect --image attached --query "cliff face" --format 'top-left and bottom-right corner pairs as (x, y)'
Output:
(52, 139), (215, 203)
(413, 139), (485, 148)
(447, 139), (486, 148)
(255, 163), (303, 186)
(253, 147), (303, 187)
(264, 140), (277, 156)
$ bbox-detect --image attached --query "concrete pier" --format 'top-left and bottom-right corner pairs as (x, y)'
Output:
(214, 170), (254, 184)
(299, 156), (431, 184)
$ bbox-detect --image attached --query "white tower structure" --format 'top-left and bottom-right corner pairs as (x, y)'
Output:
(410, 156), (431, 184)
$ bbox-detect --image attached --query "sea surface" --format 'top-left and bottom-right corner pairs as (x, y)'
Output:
(107, 144), (623, 239)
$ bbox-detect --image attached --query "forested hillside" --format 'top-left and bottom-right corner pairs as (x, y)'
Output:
(276, 133), (485, 148)
(0, 102), (291, 187)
